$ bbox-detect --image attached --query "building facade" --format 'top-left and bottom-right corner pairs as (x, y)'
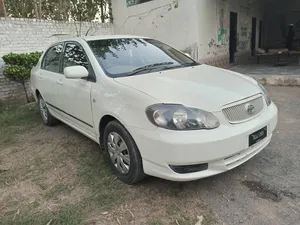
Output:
(112, 0), (264, 67)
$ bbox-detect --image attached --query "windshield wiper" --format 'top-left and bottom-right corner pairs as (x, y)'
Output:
(171, 62), (199, 68)
(158, 61), (199, 71)
(127, 62), (174, 76)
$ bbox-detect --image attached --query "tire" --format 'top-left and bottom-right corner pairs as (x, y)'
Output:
(38, 95), (59, 126)
(104, 120), (146, 184)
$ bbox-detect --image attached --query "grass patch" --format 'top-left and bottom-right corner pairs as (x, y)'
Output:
(0, 103), (40, 146)
(0, 103), (40, 127)
(0, 104), (128, 223)
(166, 203), (180, 216)
(175, 216), (198, 225)
(0, 103), (216, 225)
(0, 156), (52, 188)
(0, 204), (82, 225)
(149, 221), (164, 225)
(44, 183), (70, 200)
(75, 150), (128, 211)
(165, 203), (198, 225)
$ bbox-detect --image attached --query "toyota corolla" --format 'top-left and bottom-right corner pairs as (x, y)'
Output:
(30, 35), (278, 184)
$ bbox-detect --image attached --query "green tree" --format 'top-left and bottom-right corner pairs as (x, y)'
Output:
(4, 0), (110, 22)
(43, 0), (71, 20)
(2, 52), (42, 103)
(5, 0), (35, 18)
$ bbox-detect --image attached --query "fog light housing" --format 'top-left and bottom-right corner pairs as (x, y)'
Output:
(169, 163), (208, 174)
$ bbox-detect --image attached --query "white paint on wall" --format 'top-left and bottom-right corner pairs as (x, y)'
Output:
(112, 0), (200, 60)
(112, 0), (264, 63)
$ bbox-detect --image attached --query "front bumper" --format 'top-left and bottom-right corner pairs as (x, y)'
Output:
(128, 102), (278, 181)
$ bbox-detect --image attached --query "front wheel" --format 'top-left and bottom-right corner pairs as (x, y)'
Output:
(38, 95), (59, 126)
(104, 120), (146, 184)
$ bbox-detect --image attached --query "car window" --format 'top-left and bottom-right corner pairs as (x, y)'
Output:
(88, 38), (198, 78)
(42, 44), (64, 73)
(63, 43), (89, 69)
(62, 43), (95, 82)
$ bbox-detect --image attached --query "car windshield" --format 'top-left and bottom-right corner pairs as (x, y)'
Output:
(87, 38), (199, 78)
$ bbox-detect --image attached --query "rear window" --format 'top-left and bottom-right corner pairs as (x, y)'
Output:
(42, 44), (64, 73)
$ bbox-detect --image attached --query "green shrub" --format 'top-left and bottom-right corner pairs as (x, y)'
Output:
(2, 52), (43, 103)
(3, 65), (31, 81)
(2, 52), (42, 68)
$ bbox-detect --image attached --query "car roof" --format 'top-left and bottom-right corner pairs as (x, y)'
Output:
(83, 35), (149, 41)
(53, 35), (150, 44)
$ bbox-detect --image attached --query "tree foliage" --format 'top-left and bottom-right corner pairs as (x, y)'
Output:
(5, 0), (35, 18)
(3, 0), (110, 22)
(3, 52), (43, 103)
(2, 52), (42, 68)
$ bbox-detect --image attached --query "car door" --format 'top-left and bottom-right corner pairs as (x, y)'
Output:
(39, 43), (64, 107)
(57, 42), (96, 137)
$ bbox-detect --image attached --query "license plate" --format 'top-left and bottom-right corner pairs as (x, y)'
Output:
(249, 126), (267, 147)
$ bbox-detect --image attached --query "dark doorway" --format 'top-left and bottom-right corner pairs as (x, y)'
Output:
(258, 20), (263, 48)
(251, 17), (257, 56)
(229, 12), (238, 63)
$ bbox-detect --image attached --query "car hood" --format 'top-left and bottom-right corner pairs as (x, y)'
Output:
(114, 64), (260, 112)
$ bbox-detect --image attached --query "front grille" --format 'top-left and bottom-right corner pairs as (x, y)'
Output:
(222, 96), (264, 123)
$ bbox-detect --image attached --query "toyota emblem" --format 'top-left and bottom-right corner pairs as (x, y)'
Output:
(245, 103), (255, 115)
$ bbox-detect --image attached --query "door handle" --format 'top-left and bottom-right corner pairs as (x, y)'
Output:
(37, 74), (43, 79)
(56, 80), (63, 85)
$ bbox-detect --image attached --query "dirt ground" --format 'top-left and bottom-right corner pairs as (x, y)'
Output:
(0, 86), (300, 225)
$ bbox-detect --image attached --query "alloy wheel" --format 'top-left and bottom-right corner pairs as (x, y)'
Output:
(107, 132), (131, 174)
(39, 98), (48, 123)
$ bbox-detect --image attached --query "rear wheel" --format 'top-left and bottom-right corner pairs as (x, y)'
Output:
(38, 95), (59, 126)
(104, 120), (145, 184)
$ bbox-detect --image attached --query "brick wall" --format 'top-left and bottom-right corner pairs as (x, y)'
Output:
(0, 17), (114, 56)
(0, 77), (31, 104)
(0, 17), (114, 104)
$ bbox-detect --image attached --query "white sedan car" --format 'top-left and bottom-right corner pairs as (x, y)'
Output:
(31, 35), (278, 184)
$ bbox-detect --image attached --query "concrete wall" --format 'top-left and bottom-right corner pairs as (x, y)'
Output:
(263, 0), (300, 49)
(0, 17), (113, 71)
(112, 0), (200, 60)
(196, 0), (264, 65)
(231, 0), (264, 50)
(112, 0), (264, 66)
(0, 17), (114, 57)
(0, 17), (114, 103)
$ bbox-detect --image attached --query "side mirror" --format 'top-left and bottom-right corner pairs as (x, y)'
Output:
(64, 66), (88, 79)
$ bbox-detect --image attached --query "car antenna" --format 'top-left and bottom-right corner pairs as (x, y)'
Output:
(85, 27), (93, 36)
(47, 33), (71, 38)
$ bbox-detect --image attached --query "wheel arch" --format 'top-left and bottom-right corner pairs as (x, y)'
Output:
(99, 115), (122, 149)
(35, 90), (47, 103)
(35, 89), (41, 98)
(35, 89), (45, 102)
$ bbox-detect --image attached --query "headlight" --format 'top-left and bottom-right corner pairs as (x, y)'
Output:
(145, 104), (220, 130)
(258, 83), (271, 106)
